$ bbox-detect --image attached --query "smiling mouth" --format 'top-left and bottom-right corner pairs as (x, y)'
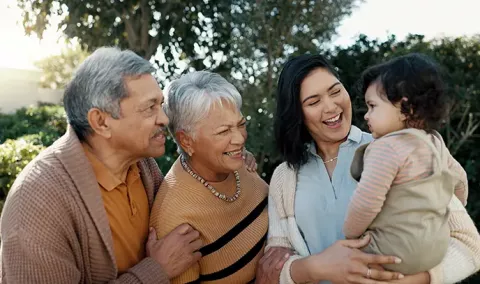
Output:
(151, 128), (166, 139)
(323, 113), (342, 126)
(224, 148), (244, 157)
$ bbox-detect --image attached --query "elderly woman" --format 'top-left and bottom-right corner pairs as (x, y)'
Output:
(267, 54), (480, 284)
(150, 71), (289, 284)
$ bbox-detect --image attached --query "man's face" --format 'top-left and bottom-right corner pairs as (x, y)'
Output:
(107, 74), (169, 159)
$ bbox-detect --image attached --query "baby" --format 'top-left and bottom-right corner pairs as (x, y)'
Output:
(343, 53), (468, 274)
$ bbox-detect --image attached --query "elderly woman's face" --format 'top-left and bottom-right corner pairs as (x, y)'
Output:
(107, 74), (169, 158)
(190, 100), (247, 174)
(300, 68), (352, 144)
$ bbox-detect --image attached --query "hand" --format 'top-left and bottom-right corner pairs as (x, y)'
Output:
(305, 235), (404, 284)
(388, 272), (429, 284)
(243, 150), (258, 172)
(255, 247), (293, 284)
(146, 224), (203, 279)
(366, 264), (429, 284)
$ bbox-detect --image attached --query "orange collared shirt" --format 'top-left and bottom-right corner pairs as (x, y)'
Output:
(83, 144), (150, 274)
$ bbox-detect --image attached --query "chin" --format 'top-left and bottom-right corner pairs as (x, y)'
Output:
(225, 160), (244, 172)
(148, 147), (166, 158)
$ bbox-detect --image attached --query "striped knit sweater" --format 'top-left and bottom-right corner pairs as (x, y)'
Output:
(150, 158), (268, 284)
(267, 162), (480, 284)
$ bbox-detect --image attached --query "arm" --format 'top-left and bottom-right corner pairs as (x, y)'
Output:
(266, 168), (304, 284)
(447, 154), (468, 206)
(1, 227), (82, 284)
(169, 265), (200, 284)
(266, 195), (304, 284)
(343, 141), (400, 239)
(427, 196), (480, 284)
(149, 187), (202, 283)
(1, 229), (170, 284)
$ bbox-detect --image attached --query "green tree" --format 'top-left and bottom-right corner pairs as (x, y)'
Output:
(0, 104), (67, 146)
(34, 44), (89, 89)
(0, 137), (46, 210)
(17, 0), (363, 175)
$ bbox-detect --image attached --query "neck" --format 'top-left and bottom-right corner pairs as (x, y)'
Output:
(313, 137), (346, 161)
(186, 156), (229, 182)
(84, 137), (138, 182)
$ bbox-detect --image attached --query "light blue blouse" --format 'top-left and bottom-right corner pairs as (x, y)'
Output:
(295, 126), (373, 258)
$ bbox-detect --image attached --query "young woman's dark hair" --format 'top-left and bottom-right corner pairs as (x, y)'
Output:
(359, 53), (451, 131)
(274, 54), (340, 170)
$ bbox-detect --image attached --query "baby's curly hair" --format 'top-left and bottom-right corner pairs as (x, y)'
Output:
(359, 53), (451, 131)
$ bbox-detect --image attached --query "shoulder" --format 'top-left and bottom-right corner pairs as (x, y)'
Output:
(349, 125), (373, 145)
(237, 166), (268, 197)
(138, 157), (163, 192)
(139, 157), (163, 178)
(268, 162), (296, 199)
(271, 162), (295, 181)
(366, 136), (400, 155)
(151, 160), (202, 235)
(8, 145), (71, 204)
(2, 149), (76, 236)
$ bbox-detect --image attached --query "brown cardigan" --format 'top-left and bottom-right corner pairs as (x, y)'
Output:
(0, 126), (169, 284)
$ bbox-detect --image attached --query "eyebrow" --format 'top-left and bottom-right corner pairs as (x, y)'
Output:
(217, 117), (246, 128)
(302, 82), (342, 104)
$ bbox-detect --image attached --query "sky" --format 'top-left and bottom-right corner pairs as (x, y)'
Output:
(0, 0), (478, 70)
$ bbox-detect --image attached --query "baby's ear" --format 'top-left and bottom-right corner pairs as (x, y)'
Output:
(401, 97), (413, 120)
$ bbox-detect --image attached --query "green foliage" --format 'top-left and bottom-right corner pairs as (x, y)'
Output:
(0, 104), (67, 146)
(0, 136), (45, 202)
(34, 44), (89, 89)
(16, 0), (361, 81)
(154, 136), (179, 174)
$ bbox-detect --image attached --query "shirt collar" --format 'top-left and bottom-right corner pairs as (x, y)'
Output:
(347, 125), (363, 144)
(82, 144), (140, 191)
(308, 125), (364, 155)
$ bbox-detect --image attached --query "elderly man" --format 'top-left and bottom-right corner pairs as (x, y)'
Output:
(0, 47), (202, 283)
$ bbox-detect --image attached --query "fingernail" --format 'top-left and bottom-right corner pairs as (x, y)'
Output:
(284, 253), (289, 258)
(398, 274), (404, 279)
(395, 257), (402, 263)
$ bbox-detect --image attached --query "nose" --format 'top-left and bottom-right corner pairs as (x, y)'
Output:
(324, 97), (337, 113)
(364, 111), (369, 121)
(231, 128), (246, 146)
(156, 105), (169, 126)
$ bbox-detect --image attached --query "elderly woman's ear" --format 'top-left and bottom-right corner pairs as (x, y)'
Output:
(176, 131), (194, 156)
(243, 150), (258, 172)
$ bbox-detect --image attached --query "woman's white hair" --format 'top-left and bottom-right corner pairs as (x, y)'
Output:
(164, 71), (242, 156)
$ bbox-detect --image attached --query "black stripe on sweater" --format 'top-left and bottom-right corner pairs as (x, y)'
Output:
(199, 196), (267, 257)
(198, 232), (267, 281)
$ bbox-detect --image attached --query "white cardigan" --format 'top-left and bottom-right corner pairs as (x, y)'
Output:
(266, 162), (480, 284)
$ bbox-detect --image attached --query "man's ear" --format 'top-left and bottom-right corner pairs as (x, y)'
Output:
(87, 108), (113, 139)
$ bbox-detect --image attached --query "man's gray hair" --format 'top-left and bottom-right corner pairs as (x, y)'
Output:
(63, 47), (155, 141)
(164, 71), (242, 156)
